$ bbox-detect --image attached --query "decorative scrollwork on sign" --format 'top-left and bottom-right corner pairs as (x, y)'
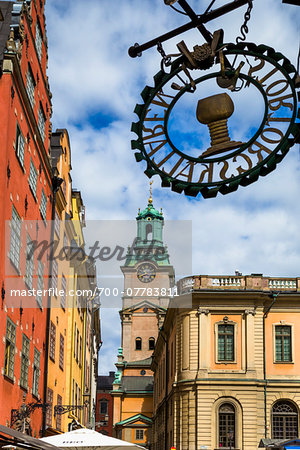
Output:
(132, 42), (300, 198)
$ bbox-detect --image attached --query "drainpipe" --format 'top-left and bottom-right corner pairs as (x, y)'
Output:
(263, 292), (278, 439)
(41, 175), (63, 437)
(160, 330), (169, 450)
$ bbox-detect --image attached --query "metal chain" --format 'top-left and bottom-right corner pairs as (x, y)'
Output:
(236, 0), (253, 44)
(157, 41), (172, 69)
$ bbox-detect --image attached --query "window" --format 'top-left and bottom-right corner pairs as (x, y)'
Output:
(171, 341), (174, 376)
(46, 388), (53, 426)
(32, 348), (40, 397)
(38, 103), (46, 142)
(100, 400), (108, 415)
(135, 337), (142, 351)
(272, 401), (298, 440)
(36, 260), (44, 308)
(275, 325), (292, 362)
(149, 337), (155, 350)
(63, 177), (66, 198)
(27, 66), (35, 108)
(219, 403), (235, 448)
(76, 329), (79, 362)
(59, 334), (64, 370)
(79, 336), (82, 367)
(40, 188), (47, 220)
(10, 206), (21, 270)
(52, 260), (58, 292)
(29, 159), (38, 198)
(15, 125), (25, 167)
(63, 232), (68, 255)
(74, 324), (76, 357)
(20, 334), (30, 388)
(61, 274), (66, 309)
(49, 321), (56, 361)
(56, 395), (62, 430)
(135, 429), (144, 440)
(4, 318), (16, 379)
(25, 234), (34, 289)
(218, 324), (234, 362)
(54, 211), (60, 237)
(35, 21), (42, 61)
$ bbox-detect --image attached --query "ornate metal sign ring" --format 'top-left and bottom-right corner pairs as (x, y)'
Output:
(131, 42), (300, 198)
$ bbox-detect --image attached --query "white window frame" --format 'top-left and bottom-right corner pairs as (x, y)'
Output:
(32, 347), (40, 397)
(38, 103), (46, 142)
(135, 429), (144, 440)
(29, 159), (38, 198)
(35, 21), (42, 61)
(25, 234), (34, 289)
(61, 274), (66, 309)
(10, 206), (21, 270)
(15, 124), (25, 167)
(40, 188), (47, 220)
(4, 317), (16, 380)
(20, 334), (30, 388)
(36, 259), (44, 308)
(27, 66), (35, 108)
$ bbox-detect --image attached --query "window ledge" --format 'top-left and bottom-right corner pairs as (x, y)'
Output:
(215, 361), (237, 365)
(274, 361), (294, 364)
(3, 374), (15, 384)
(28, 184), (38, 203)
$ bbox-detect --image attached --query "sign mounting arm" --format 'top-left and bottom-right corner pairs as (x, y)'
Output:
(128, 0), (249, 58)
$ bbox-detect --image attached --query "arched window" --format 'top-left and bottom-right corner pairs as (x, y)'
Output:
(135, 337), (142, 351)
(272, 401), (298, 440)
(146, 223), (152, 240)
(219, 403), (235, 448)
(149, 337), (155, 351)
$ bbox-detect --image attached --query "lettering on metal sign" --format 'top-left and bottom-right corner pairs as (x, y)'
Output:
(132, 43), (299, 197)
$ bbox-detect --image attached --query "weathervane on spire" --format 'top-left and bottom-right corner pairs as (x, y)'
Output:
(149, 181), (153, 205)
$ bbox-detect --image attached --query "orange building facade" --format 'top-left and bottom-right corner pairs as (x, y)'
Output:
(0, 2), (101, 437)
(152, 274), (300, 450)
(0, 0), (53, 437)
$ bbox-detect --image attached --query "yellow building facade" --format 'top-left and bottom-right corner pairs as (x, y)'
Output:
(45, 130), (100, 434)
(152, 274), (300, 450)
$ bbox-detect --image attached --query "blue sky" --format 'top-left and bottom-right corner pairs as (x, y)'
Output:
(45, 0), (300, 374)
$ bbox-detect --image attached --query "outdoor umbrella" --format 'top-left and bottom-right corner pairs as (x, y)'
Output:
(40, 428), (145, 450)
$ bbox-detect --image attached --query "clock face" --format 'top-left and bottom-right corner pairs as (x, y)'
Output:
(137, 263), (156, 283)
(132, 42), (300, 198)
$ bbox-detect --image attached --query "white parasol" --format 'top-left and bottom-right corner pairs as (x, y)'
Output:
(40, 428), (145, 450)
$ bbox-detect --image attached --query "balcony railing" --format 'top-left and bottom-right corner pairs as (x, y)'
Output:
(177, 275), (299, 295)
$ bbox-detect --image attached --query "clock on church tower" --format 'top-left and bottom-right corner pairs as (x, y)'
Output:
(120, 186), (175, 362)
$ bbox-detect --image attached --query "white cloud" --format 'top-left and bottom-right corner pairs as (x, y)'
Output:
(45, 0), (300, 374)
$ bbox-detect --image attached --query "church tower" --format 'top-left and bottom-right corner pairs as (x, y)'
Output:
(112, 187), (175, 444)
(120, 184), (175, 362)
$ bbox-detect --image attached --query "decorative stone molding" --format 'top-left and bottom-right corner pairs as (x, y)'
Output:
(197, 307), (209, 315)
(244, 308), (256, 316)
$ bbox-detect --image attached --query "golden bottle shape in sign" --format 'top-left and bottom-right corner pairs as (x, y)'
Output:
(196, 93), (243, 157)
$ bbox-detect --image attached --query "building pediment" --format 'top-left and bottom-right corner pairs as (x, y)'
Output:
(259, 438), (300, 448)
(115, 413), (152, 427)
(120, 299), (166, 315)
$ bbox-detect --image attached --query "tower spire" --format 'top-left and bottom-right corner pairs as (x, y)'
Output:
(148, 180), (153, 205)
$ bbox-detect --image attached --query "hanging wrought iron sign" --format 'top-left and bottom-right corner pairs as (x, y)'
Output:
(130, 1), (300, 198)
